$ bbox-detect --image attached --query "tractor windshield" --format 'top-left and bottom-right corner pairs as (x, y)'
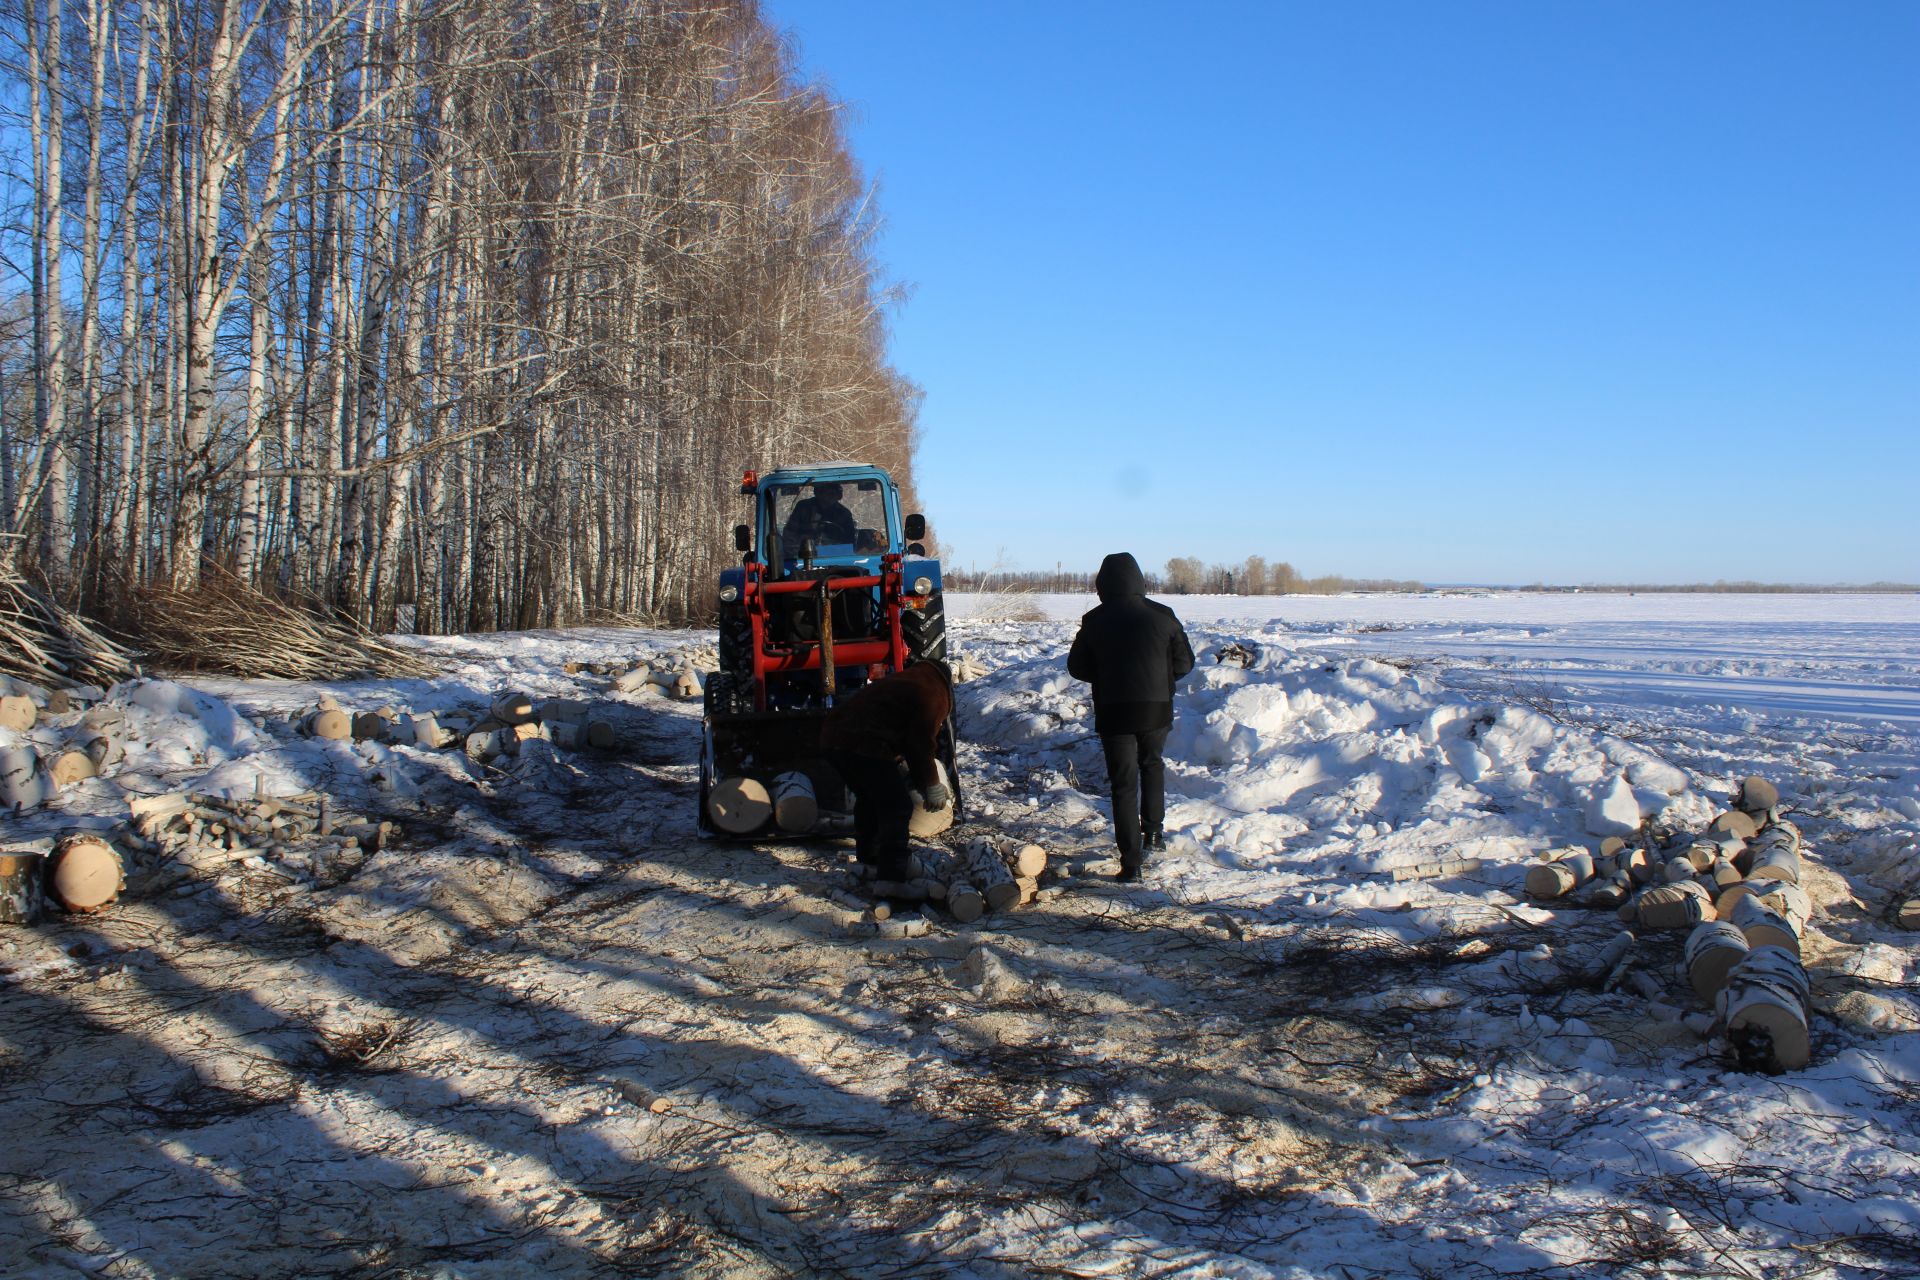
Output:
(773, 480), (888, 559)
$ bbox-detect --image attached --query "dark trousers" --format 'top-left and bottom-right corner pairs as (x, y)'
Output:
(1101, 726), (1169, 866)
(826, 749), (913, 878)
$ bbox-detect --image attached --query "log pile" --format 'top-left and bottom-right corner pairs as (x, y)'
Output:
(128, 790), (396, 886)
(1526, 774), (1821, 1072)
(294, 690), (616, 767)
(0, 687), (123, 812)
(860, 834), (1052, 925)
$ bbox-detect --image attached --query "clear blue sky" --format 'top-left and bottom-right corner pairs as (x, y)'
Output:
(764, 1), (1918, 585)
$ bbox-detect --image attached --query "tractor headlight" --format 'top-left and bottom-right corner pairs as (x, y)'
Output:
(911, 576), (934, 596)
(718, 585), (739, 604)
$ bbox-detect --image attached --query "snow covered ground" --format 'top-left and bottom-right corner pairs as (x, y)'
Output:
(2, 593), (1917, 1278)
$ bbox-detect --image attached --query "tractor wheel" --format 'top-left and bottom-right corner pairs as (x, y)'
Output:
(901, 591), (948, 662)
(717, 608), (754, 683)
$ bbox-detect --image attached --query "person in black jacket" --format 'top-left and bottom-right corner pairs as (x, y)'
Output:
(1067, 552), (1195, 881)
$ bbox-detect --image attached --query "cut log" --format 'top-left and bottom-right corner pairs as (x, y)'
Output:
(400, 714), (453, 748)
(1579, 873), (1632, 909)
(303, 708), (351, 740)
(1745, 828), (1802, 885)
(1898, 899), (1920, 931)
(1392, 856), (1485, 883)
(907, 760), (955, 838)
(48, 749), (97, 789)
(1635, 879), (1713, 929)
(772, 771), (819, 832)
(0, 695), (36, 732)
(490, 692), (536, 725)
(350, 712), (389, 742)
(1006, 842), (1048, 879)
(1710, 810), (1760, 840)
(1736, 775), (1780, 814)
(45, 689), (72, 714)
(1730, 893), (1800, 957)
(1598, 836), (1628, 860)
(536, 698), (590, 724)
(464, 727), (514, 762)
(0, 851), (45, 924)
(0, 746), (47, 810)
(1755, 882), (1812, 934)
(79, 709), (126, 768)
(1663, 857), (1697, 884)
(1621, 844), (1655, 885)
(1685, 842), (1719, 873)
(1684, 920), (1750, 1005)
(962, 838), (1021, 911)
(611, 667), (651, 694)
(1526, 862), (1579, 900)
(1718, 945), (1810, 1072)
(914, 844), (985, 922)
(672, 669), (703, 699)
(707, 775), (772, 834)
(46, 834), (125, 913)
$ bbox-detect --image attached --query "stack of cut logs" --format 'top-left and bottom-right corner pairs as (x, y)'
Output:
(564, 656), (707, 701)
(859, 835), (1051, 924)
(297, 691), (616, 766)
(127, 790), (396, 885)
(1, 678), (124, 811)
(1526, 774), (1815, 1072)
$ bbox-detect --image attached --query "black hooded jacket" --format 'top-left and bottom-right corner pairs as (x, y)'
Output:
(1067, 553), (1195, 734)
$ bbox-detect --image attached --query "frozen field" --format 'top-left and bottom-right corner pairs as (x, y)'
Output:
(2, 593), (1916, 1277)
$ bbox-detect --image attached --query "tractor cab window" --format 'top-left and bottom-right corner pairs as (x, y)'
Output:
(775, 480), (887, 559)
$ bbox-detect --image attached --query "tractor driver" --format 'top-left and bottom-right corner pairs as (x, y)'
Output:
(782, 482), (857, 556)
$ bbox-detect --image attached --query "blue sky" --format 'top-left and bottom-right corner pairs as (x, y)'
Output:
(764, 2), (1918, 585)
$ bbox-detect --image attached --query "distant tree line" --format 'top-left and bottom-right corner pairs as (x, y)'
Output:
(945, 556), (1424, 596)
(2, 0), (917, 632)
(1523, 582), (1920, 594)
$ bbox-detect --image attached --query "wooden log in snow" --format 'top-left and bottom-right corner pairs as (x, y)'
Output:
(490, 692), (536, 725)
(707, 775), (772, 834)
(1718, 945), (1810, 1072)
(1898, 899), (1920, 931)
(79, 709), (126, 768)
(536, 698), (590, 724)
(1392, 856), (1485, 883)
(1735, 775), (1780, 814)
(1006, 842), (1048, 879)
(1730, 893), (1801, 957)
(1744, 827), (1802, 886)
(1526, 849), (1594, 900)
(773, 771), (818, 832)
(1711, 810), (1760, 840)
(0, 746), (47, 811)
(611, 667), (651, 694)
(46, 834), (125, 913)
(400, 714), (452, 748)
(48, 749), (97, 789)
(962, 838), (1021, 911)
(914, 844), (985, 922)
(1634, 879), (1713, 929)
(303, 708), (351, 740)
(1684, 920), (1750, 1005)
(906, 760), (955, 838)
(350, 712), (389, 742)
(0, 695), (36, 732)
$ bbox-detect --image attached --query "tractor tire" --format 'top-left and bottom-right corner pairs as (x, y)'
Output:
(901, 592), (948, 663)
(717, 608), (754, 683)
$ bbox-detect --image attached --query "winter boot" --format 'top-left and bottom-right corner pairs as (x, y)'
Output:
(1144, 827), (1165, 852)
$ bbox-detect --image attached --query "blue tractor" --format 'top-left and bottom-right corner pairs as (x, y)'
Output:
(700, 463), (959, 836)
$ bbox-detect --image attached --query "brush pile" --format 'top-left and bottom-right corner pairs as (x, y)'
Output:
(130, 570), (433, 680)
(0, 564), (138, 689)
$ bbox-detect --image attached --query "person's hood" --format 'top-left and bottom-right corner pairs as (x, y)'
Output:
(1095, 552), (1146, 602)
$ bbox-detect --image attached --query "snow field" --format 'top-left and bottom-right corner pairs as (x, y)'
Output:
(0, 598), (1916, 1277)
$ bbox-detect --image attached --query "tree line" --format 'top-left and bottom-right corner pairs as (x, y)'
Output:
(945, 557), (1425, 596)
(1, 0), (917, 633)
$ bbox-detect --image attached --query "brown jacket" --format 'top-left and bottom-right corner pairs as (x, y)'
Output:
(819, 663), (952, 790)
